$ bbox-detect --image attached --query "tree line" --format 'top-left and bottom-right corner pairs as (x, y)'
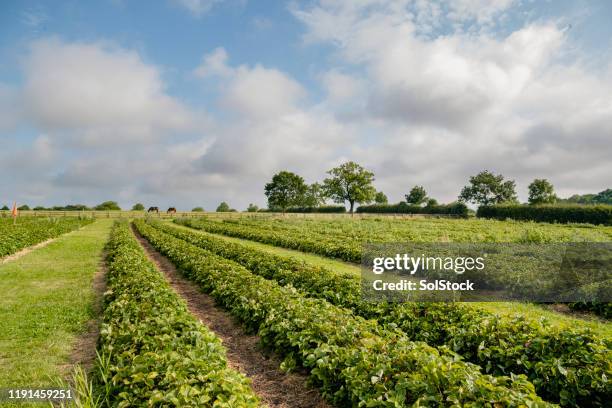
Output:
(262, 162), (610, 213)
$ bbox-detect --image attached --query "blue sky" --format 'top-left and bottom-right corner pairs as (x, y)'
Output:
(1, 0), (611, 210)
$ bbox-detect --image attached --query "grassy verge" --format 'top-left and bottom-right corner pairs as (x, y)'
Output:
(0, 220), (112, 407)
(169, 221), (612, 338)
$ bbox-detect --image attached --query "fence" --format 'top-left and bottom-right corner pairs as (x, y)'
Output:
(0, 210), (462, 220)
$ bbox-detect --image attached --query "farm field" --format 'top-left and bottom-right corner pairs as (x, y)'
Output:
(144, 218), (611, 406)
(0, 215), (610, 407)
(0, 219), (111, 407)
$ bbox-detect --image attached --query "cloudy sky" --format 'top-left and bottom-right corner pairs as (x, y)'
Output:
(1, 0), (611, 210)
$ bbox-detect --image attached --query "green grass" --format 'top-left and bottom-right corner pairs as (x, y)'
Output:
(0, 220), (112, 407)
(170, 221), (612, 339)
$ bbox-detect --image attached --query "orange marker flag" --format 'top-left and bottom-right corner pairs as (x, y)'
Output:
(11, 201), (18, 224)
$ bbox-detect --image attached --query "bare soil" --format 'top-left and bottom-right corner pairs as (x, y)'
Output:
(131, 224), (331, 408)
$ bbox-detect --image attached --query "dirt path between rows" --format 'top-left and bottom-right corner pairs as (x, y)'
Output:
(0, 238), (56, 264)
(131, 224), (331, 408)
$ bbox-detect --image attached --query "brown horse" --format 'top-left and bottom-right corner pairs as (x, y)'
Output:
(147, 206), (159, 213)
(167, 207), (177, 215)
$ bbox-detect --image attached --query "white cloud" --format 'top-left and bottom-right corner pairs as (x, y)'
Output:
(22, 38), (195, 144)
(172, 0), (221, 16)
(194, 47), (233, 78)
(289, 0), (612, 202)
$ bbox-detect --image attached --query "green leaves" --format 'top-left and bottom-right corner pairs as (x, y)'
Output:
(135, 220), (552, 407)
(96, 222), (259, 407)
(166, 218), (611, 407)
(0, 217), (92, 257)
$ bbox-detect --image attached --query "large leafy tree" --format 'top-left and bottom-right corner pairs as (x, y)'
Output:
(374, 191), (388, 204)
(459, 170), (517, 205)
(528, 179), (557, 205)
(302, 183), (327, 207)
(323, 161), (376, 212)
(264, 171), (308, 211)
(405, 186), (428, 205)
(132, 203), (145, 211)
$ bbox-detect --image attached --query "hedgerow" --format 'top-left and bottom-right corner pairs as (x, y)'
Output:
(96, 221), (259, 407)
(477, 204), (612, 226)
(134, 220), (552, 407)
(285, 205), (346, 213)
(154, 219), (611, 407)
(0, 217), (93, 258)
(356, 202), (468, 217)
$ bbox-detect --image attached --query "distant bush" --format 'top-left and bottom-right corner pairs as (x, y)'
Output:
(286, 205), (346, 213)
(94, 201), (121, 211)
(192, 207), (205, 212)
(356, 202), (468, 217)
(477, 204), (612, 225)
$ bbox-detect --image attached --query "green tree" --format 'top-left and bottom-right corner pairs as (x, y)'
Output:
(425, 198), (438, 207)
(94, 201), (121, 211)
(264, 171), (307, 211)
(405, 186), (428, 205)
(192, 207), (205, 212)
(593, 189), (612, 204)
(246, 203), (259, 212)
(33, 206), (47, 211)
(374, 191), (388, 204)
(302, 183), (326, 207)
(323, 161), (376, 213)
(132, 203), (145, 211)
(459, 170), (517, 205)
(528, 179), (557, 205)
(17, 205), (30, 211)
(0, 205), (8, 211)
(216, 202), (230, 212)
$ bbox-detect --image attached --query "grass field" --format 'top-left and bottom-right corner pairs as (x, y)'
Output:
(0, 220), (111, 406)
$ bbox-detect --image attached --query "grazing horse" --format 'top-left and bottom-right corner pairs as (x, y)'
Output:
(148, 206), (159, 213)
(167, 207), (177, 215)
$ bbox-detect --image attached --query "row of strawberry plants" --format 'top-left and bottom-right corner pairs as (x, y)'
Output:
(155, 220), (611, 407)
(96, 221), (260, 407)
(0, 217), (93, 257)
(177, 217), (362, 262)
(134, 220), (552, 407)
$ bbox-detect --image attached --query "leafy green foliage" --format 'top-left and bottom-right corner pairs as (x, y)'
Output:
(459, 170), (518, 205)
(192, 206), (205, 212)
(323, 161), (376, 212)
(94, 201), (121, 211)
(302, 182), (327, 207)
(166, 219), (612, 407)
(97, 222), (259, 407)
(246, 203), (258, 212)
(285, 205), (346, 213)
(135, 220), (551, 407)
(0, 217), (92, 257)
(264, 171), (308, 211)
(17, 204), (30, 211)
(216, 202), (231, 212)
(405, 186), (427, 205)
(559, 189), (612, 205)
(477, 204), (612, 225)
(131, 203), (145, 211)
(374, 191), (388, 204)
(528, 179), (557, 205)
(357, 202), (468, 216)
